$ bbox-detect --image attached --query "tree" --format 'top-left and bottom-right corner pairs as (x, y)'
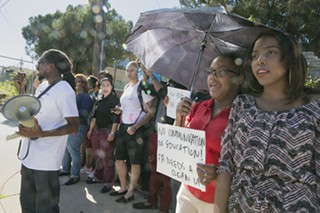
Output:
(22, 3), (132, 74)
(179, 0), (320, 56)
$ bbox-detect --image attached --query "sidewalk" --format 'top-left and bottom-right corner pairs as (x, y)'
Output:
(0, 114), (159, 213)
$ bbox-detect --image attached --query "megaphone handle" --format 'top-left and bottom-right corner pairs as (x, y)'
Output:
(6, 133), (21, 141)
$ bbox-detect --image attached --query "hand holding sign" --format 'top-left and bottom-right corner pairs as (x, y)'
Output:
(157, 123), (206, 190)
(197, 163), (217, 186)
(176, 97), (192, 117)
(167, 87), (191, 119)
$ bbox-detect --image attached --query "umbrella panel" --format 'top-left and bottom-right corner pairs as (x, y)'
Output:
(126, 7), (270, 91)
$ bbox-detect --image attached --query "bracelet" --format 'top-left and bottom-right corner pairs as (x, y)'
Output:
(110, 131), (116, 135)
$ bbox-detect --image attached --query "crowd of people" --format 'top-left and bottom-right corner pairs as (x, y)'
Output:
(12, 28), (320, 213)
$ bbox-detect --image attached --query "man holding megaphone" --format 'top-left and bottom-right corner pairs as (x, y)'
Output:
(14, 49), (79, 213)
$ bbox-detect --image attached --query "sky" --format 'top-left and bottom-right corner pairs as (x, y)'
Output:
(0, 0), (180, 69)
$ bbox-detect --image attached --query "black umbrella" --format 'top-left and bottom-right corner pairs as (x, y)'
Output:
(126, 6), (271, 91)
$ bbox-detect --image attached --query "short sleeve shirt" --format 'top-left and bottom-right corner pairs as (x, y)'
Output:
(120, 81), (154, 124)
(184, 98), (231, 203)
(19, 80), (78, 171)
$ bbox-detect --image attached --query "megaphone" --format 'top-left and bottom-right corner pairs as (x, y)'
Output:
(2, 95), (41, 141)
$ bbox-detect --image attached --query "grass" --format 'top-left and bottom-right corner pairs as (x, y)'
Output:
(0, 193), (20, 199)
(0, 81), (18, 104)
(0, 194), (9, 199)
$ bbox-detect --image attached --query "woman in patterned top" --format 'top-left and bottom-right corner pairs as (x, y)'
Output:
(214, 29), (320, 213)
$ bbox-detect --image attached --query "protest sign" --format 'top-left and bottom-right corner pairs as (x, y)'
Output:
(157, 123), (206, 190)
(167, 87), (191, 119)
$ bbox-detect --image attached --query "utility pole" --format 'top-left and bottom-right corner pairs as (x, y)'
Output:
(0, 55), (33, 71)
(90, 0), (107, 76)
(0, 55), (33, 64)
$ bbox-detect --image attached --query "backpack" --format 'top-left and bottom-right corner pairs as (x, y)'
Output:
(137, 80), (159, 132)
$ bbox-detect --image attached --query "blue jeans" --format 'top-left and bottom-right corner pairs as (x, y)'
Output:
(20, 165), (60, 213)
(62, 125), (88, 177)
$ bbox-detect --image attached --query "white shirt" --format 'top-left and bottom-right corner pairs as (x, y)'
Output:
(120, 81), (154, 124)
(19, 80), (78, 171)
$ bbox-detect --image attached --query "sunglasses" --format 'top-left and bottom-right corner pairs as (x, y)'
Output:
(36, 60), (48, 70)
(206, 67), (238, 78)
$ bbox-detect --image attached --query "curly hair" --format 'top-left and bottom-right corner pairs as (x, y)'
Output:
(75, 73), (89, 93)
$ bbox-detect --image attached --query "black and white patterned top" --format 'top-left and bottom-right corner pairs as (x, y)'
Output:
(219, 94), (320, 213)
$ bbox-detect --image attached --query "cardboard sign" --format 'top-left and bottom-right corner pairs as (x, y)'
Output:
(156, 123), (206, 190)
(167, 87), (191, 119)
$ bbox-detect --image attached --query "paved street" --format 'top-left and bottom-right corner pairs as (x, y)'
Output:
(0, 112), (159, 213)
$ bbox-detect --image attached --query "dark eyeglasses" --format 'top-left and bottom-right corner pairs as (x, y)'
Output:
(206, 67), (238, 78)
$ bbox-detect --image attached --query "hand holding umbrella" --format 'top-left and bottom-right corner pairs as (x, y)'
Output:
(175, 97), (192, 127)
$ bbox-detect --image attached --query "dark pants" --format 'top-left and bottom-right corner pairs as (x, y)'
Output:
(91, 128), (115, 185)
(147, 132), (172, 212)
(20, 165), (60, 213)
(170, 179), (182, 213)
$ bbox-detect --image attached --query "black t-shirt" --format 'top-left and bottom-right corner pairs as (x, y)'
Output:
(93, 93), (120, 129)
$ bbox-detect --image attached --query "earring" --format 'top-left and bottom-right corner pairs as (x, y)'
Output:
(288, 70), (292, 87)
(248, 81), (262, 92)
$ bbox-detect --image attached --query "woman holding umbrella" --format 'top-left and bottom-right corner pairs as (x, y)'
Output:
(214, 30), (320, 212)
(175, 52), (244, 212)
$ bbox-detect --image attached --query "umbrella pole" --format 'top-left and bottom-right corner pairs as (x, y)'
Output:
(177, 44), (206, 128)
(189, 18), (216, 97)
(178, 43), (206, 127)
(177, 18), (216, 127)
(189, 41), (206, 96)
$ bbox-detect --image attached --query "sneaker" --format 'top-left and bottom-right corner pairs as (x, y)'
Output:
(59, 170), (70, 176)
(85, 177), (101, 184)
(80, 166), (93, 174)
(87, 171), (94, 178)
(64, 177), (80, 185)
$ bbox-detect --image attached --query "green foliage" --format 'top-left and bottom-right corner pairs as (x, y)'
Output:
(0, 194), (8, 199)
(179, 0), (320, 56)
(0, 81), (19, 100)
(305, 77), (320, 90)
(21, 2), (132, 74)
